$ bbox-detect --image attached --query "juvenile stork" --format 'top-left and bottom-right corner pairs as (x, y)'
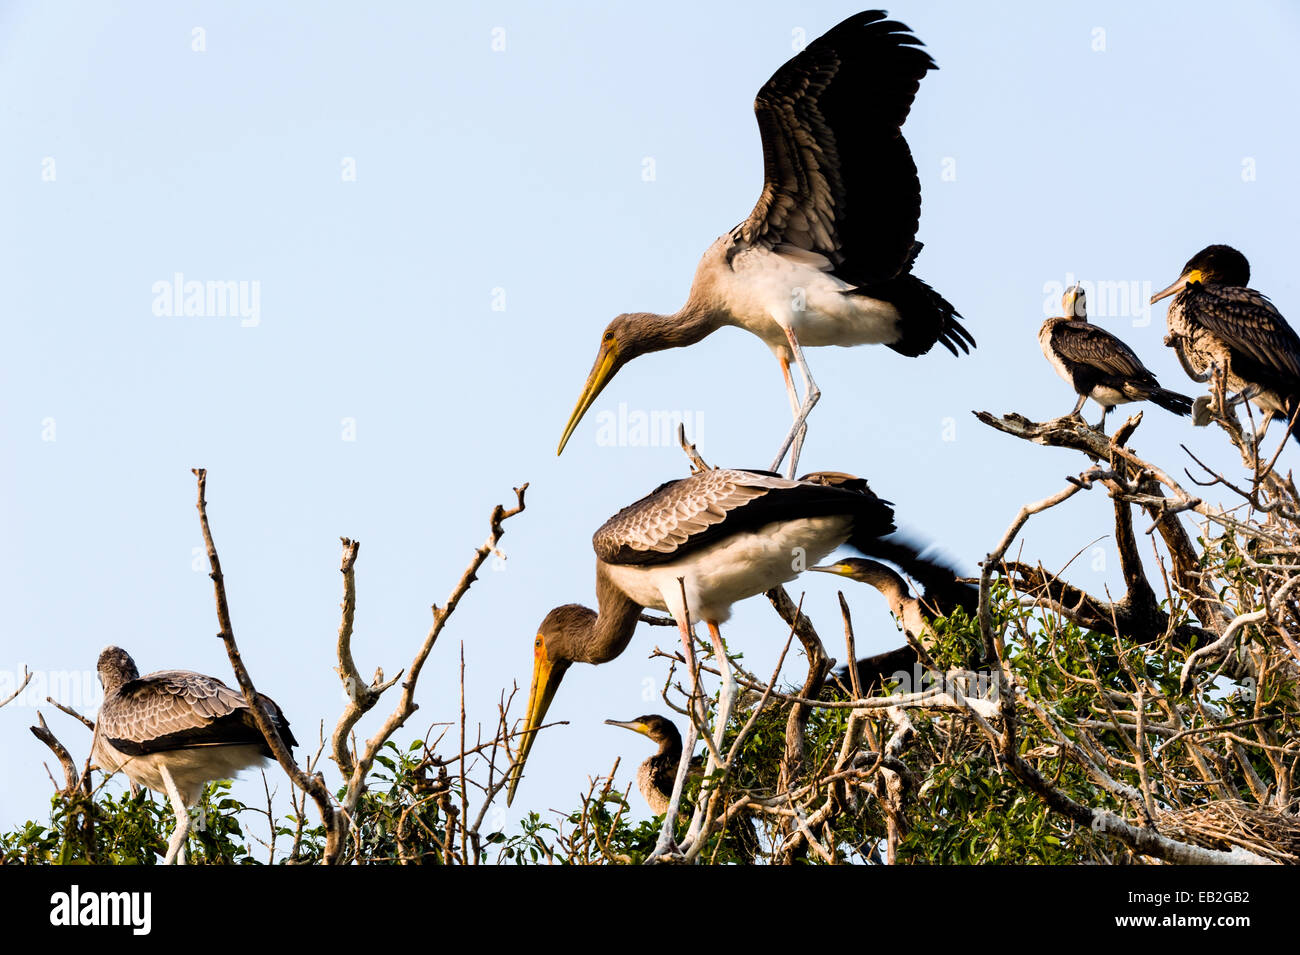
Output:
(92, 646), (297, 865)
(1152, 245), (1300, 443)
(1039, 284), (1192, 428)
(506, 466), (940, 855)
(557, 10), (971, 477)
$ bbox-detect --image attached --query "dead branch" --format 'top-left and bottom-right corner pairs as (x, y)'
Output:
(336, 483), (528, 856)
(765, 586), (832, 798)
(45, 697), (96, 731)
(1, 667), (32, 710)
(30, 713), (80, 794)
(975, 411), (1228, 631)
(330, 538), (401, 779)
(677, 422), (711, 473)
(192, 468), (343, 864)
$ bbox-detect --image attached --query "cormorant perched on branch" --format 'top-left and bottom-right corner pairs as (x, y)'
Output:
(1152, 244), (1300, 443)
(812, 555), (979, 692)
(605, 714), (760, 863)
(1040, 284), (1191, 428)
(606, 715), (696, 816)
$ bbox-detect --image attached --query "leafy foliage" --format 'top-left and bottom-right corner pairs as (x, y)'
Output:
(5, 525), (1296, 864)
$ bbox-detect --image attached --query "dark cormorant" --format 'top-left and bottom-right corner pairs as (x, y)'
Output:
(1152, 244), (1300, 442)
(811, 555), (979, 691)
(606, 714), (759, 862)
(1040, 284), (1192, 428)
(605, 714), (699, 816)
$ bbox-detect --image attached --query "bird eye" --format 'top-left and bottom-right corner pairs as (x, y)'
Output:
(603, 331), (614, 343)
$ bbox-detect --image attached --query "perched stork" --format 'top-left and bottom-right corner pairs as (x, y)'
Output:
(1152, 245), (1300, 443)
(1039, 284), (1192, 428)
(557, 10), (971, 476)
(506, 466), (940, 855)
(92, 646), (297, 865)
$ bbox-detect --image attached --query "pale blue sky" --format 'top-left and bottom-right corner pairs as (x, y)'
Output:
(3, 2), (1298, 840)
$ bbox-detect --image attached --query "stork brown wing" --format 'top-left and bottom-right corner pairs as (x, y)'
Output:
(593, 469), (794, 565)
(593, 468), (896, 566)
(99, 670), (296, 755)
(738, 10), (936, 285)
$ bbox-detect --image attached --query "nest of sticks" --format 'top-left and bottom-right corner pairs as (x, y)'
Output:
(1158, 800), (1300, 864)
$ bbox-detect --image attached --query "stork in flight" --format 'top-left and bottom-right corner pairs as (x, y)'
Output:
(92, 646), (297, 865)
(556, 10), (971, 476)
(506, 466), (941, 857)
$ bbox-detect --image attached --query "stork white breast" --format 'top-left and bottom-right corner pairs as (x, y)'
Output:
(604, 515), (853, 624)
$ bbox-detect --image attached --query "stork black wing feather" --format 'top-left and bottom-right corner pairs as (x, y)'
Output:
(741, 11), (936, 285)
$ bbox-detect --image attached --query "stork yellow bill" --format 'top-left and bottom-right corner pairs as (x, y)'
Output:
(557, 331), (621, 455)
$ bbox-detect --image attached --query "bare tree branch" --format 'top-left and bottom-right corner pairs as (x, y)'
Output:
(192, 468), (343, 864)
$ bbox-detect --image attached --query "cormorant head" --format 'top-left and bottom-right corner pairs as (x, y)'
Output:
(810, 558), (879, 581)
(810, 558), (911, 611)
(604, 713), (681, 748)
(1062, 284), (1087, 321)
(1151, 245), (1250, 303)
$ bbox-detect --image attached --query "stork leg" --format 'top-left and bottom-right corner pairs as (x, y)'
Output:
(682, 620), (736, 852)
(703, 621), (736, 777)
(1069, 393), (1087, 419)
(651, 615), (705, 859)
(158, 765), (191, 865)
(778, 357), (807, 478)
(769, 327), (820, 479)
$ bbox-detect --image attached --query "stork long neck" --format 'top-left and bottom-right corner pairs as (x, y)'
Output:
(578, 564), (644, 664)
(633, 298), (724, 355)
